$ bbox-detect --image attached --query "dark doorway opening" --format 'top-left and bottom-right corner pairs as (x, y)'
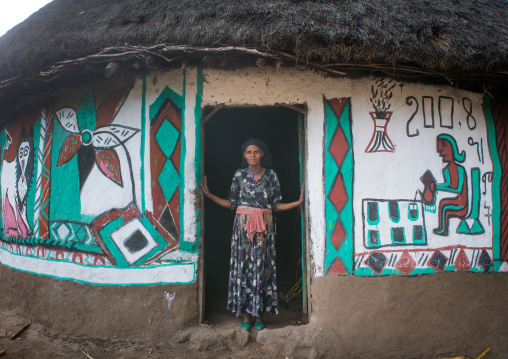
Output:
(203, 106), (305, 329)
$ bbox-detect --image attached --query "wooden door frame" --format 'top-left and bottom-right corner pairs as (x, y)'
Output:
(197, 103), (311, 323)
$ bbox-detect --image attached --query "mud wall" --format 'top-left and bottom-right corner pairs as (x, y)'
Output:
(0, 64), (507, 353)
(202, 67), (504, 277)
(309, 272), (508, 358)
(0, 264), (198, 344)
(0, 69), (201, 286)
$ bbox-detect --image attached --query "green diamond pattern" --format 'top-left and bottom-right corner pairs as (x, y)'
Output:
(155, 119), (180, 202)
(74, 226), (89, 244)
(155, 119), (179, 158)
(159, 161), (179, 202)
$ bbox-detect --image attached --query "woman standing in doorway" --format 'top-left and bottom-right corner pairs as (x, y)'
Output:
(202, 138), (304, 331)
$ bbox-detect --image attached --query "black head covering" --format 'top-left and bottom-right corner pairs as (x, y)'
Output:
(240, 138), (273, 168)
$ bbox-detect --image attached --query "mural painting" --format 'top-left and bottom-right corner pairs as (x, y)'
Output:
(365, 78), (397, 153)
(351, 79), (497, 275)
(0, 75), (194, 284)
(324, 79), (501, 276)
(1, 118), (36, 238)
(324, 97), (354, 274)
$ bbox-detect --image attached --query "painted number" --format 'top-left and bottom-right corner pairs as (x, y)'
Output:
(406, 96), (419, 137)
(463, 97), (476, 130)
(406, 96), (475, 137)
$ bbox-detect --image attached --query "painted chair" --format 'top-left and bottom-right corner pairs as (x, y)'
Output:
(456, 167), (485, 235)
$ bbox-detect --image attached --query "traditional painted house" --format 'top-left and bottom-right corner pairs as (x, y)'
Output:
(0, 0), (507, 357)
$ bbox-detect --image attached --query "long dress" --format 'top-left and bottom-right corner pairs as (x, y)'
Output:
(435, 163), (468, 235)
(227, 168), (282, 317)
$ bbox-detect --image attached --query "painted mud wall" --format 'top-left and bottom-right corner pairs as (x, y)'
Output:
(0, 69), (203, 285)
(324, 84), (500, 276)
(200, 67), (505, 278)
(0, 65), (506, 288)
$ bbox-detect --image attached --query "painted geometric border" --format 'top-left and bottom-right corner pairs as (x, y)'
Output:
(148, 85), (185, 245)
(324, 97), (354, 274)
(484, 95), (506, 270)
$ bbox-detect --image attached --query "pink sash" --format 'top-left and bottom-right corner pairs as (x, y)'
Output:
(236, 206), (272, 244)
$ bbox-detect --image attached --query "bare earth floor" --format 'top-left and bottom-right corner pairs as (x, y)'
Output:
(1, 308), (504, 359)
(0, 308), (300, 359)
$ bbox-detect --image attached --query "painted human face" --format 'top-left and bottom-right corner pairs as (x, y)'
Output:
(243, 145), (264, 167)
(437, 139), (453, 163)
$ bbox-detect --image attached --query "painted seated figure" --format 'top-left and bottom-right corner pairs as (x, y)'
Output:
(433, 134), (468, 236)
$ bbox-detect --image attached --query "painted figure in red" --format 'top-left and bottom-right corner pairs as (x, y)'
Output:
(433, 134), (468, 236)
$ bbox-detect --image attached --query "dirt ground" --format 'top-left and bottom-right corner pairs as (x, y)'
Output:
(0, 308), (303, 359)
(2, 266), (508, 358)
(0, 307), (502, 359)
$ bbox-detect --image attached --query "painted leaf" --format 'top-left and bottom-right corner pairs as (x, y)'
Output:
(92, 125), (139, 148)
(95, 149), (122, 186)
(57, 134), (82, 167)
(96, 88), (131, 128)
(55, 108), (80, 134)
(77, 89), (97, 133)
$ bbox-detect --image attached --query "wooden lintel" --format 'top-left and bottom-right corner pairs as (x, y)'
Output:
(201, 104), (225, 125)
(276, 103), (307, 115)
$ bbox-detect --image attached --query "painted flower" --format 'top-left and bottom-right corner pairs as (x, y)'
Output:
(56, 88), (139, 188)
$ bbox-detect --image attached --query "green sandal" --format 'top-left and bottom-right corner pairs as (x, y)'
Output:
(254, 321), (266, 330)
(240, 322), (252, 331)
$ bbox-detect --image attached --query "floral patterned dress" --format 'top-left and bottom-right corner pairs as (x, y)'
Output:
(227, 168), (282, 317)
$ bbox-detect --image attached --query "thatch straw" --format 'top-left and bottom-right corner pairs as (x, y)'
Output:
(0, 0), (507, 81)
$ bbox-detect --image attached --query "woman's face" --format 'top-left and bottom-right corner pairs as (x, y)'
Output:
(243, 145), (264, 167)
(437, 139), (453, 163)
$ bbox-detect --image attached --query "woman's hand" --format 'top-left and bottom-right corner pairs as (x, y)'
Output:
(275, 183), (305, 212)
(201, 175), (211, 198)
(297, 184), (305, 205)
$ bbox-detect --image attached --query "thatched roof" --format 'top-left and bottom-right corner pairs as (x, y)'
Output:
(0, 0), (508, 121)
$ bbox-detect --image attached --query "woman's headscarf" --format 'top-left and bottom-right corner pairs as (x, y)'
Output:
(436, 134), (466, 163)
(240, 138), (273, 168)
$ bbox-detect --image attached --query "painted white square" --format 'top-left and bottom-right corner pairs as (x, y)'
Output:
(110, 218), (157, 265)
(56, 224), (70, 240)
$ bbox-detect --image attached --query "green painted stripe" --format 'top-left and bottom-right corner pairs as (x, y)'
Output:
(149, 86), (184, 122)
(298, 115), (306, 310)
(193, 67), (204, 252)
(483, 96), (502, 270)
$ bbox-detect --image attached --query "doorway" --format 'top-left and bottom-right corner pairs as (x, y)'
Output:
(202, 106), (307, 329)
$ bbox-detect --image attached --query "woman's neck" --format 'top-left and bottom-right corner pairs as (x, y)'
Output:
(248, 165), (262, 173)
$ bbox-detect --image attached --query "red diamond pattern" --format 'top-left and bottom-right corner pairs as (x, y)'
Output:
(328, 173), (348, 214)
(395, 251), (416, 275)
(327, 257), (347, 274)
(325, 98), (351, 274)
(329, 124), (349, 169)
(330, 218), (346, 251)
(454, 249), (471, 271)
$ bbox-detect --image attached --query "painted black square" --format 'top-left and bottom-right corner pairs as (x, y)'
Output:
(389, 201), (399, 222)
(369, 230), (379, 245)
(413, 225), (423, 240)
(392, 227), (404, 242)
(478, 250), (492, 272)
(123, 230), (148, 254)
(429, 251), (447, 270)
(365, 253), (386, 274)
(368, 202), (378, 222)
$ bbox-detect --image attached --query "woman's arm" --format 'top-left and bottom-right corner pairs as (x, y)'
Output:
(274, 186), (304, 212)
(201, 175), (233, 210)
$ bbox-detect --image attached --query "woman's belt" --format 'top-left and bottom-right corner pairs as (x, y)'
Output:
(236, 206), (273, 244)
